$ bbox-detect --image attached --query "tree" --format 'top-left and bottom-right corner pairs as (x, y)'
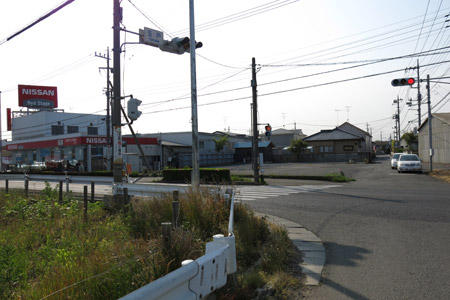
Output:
(401, 131), (418, 150)
(213, 135), (229, 153)
(288, 139), (308, 161)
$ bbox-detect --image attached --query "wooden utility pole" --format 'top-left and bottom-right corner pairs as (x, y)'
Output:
(426, 74), (433, 172)
(96, 48), (112, 171)
(251, 58), (259, 183)
(113, 0), (123, 184)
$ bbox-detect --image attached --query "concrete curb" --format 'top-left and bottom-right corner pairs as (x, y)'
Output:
(255, 213), (325, 286)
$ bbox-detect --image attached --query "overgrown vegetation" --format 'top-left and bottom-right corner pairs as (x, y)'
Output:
(0, 183), (301, 299)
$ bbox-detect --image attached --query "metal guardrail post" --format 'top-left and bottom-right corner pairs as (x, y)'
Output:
(161, 222), (172, 253)
(24, 179), (29, 198)
(59, 181), (63, 204)
(83, 186), (88, 223)
(65, 172), (70, 193)
(91, 182), (95, 203)
(172, 191), (180, 229)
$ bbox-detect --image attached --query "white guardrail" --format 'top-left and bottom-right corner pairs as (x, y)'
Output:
(0, 174), (225, 197)
(120, 191), (236, 300)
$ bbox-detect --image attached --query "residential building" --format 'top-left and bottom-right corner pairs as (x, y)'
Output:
(302, 122), (373, 162)
(267, 128), (307, 149)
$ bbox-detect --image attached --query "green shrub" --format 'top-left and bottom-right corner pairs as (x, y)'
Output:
(162, 168), (231, 183)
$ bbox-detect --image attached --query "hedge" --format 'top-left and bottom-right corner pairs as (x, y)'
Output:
(162, 168), (231, 183)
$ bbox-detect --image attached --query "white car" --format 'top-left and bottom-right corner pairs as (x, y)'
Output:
(397, 154), (422, 173)
(391, 153), (402, 169)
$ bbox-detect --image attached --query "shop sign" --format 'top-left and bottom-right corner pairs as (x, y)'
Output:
(64, 137), (79, 146)
(18, 84), (58, 109)
(85, 137), (108, 144)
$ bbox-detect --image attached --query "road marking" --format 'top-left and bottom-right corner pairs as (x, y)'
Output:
(235, 185), (341, 201)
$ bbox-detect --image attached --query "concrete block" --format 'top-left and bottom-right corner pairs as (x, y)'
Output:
(304, 273), (321, 286)
(301, 263), (324, 274)
(293, 241), (325, 252)
(302, 255), (326, 266)
(289, 232), (322, 242)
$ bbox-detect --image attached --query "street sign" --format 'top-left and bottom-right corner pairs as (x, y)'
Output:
(139, 27), (164, 47)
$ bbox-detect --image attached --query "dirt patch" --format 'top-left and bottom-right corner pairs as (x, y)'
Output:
(430, 169), (450, 183)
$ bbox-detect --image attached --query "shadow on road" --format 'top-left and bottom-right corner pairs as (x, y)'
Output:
(320, 242), (371, 300)
(320, 276), (370, 300)
(325, 242), (371, 267)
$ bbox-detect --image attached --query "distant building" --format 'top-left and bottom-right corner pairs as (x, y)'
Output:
(302, 122), (373, 162)
(4, 110), (157, 172)
(266, 128), (307, 149)
(233, 141), (274, 163)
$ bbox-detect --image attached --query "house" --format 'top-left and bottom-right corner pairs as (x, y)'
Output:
(302, 122), (373, 162)
(418, 112), (450, 164)
(266, 128), (307, 149)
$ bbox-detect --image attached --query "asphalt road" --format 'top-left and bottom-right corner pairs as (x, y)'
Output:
(245, 155), (450, 299)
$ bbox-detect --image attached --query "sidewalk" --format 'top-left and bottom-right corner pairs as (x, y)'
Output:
(255, 213), (325, 286)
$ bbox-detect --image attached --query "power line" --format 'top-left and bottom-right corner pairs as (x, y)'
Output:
(1, 0), (76, 45)
(172, 0), (299, 35)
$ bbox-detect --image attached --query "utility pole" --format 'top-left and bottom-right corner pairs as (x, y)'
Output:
(112, 0), (123, 185)
(96, 48), (112, 172)
(426, 74), (433, 172)
(251, 57), (259, 183)
(416, 60), (422, 127)
(393, 96), (401, 141)
(189, 0), (200, 189)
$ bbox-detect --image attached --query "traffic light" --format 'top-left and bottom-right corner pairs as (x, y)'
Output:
(158, 37), (203, 55)
(265, 124), (272, 139)
(127, 98), (142, 121)
(391, 78), (415, 87)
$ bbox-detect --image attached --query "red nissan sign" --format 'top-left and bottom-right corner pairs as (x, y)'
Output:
(18, 84), (58, 109)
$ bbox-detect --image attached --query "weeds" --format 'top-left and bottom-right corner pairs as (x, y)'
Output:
(0, 186), (301, 300)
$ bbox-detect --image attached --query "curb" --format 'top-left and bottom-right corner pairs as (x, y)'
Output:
(255, 213), (325, 286)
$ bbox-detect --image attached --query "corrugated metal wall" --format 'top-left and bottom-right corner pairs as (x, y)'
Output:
(418, 117), (450, 164)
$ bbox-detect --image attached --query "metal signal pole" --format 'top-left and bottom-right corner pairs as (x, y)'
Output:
(189, 0), (200, 189)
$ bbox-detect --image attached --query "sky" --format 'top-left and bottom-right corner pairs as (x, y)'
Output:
(1, 0), (450, 142)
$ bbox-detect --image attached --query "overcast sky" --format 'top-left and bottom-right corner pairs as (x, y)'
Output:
(1, 0), (449, 141)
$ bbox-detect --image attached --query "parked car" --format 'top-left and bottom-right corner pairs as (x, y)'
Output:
(391, 153), (402, 169)
(397, 154), (422, 173)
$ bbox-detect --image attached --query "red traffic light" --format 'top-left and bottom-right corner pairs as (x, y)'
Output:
(391, 78), (415, 86)
(265, 125), (272, 132)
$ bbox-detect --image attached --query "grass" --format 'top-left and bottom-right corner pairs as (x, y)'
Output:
(0, 183), (302, 300)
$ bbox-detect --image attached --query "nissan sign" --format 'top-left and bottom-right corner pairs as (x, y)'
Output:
(18, 84), (58, 108)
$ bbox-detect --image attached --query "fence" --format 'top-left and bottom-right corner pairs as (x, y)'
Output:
(119, 190), (237, 300)
(178, 153), (235, 168)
